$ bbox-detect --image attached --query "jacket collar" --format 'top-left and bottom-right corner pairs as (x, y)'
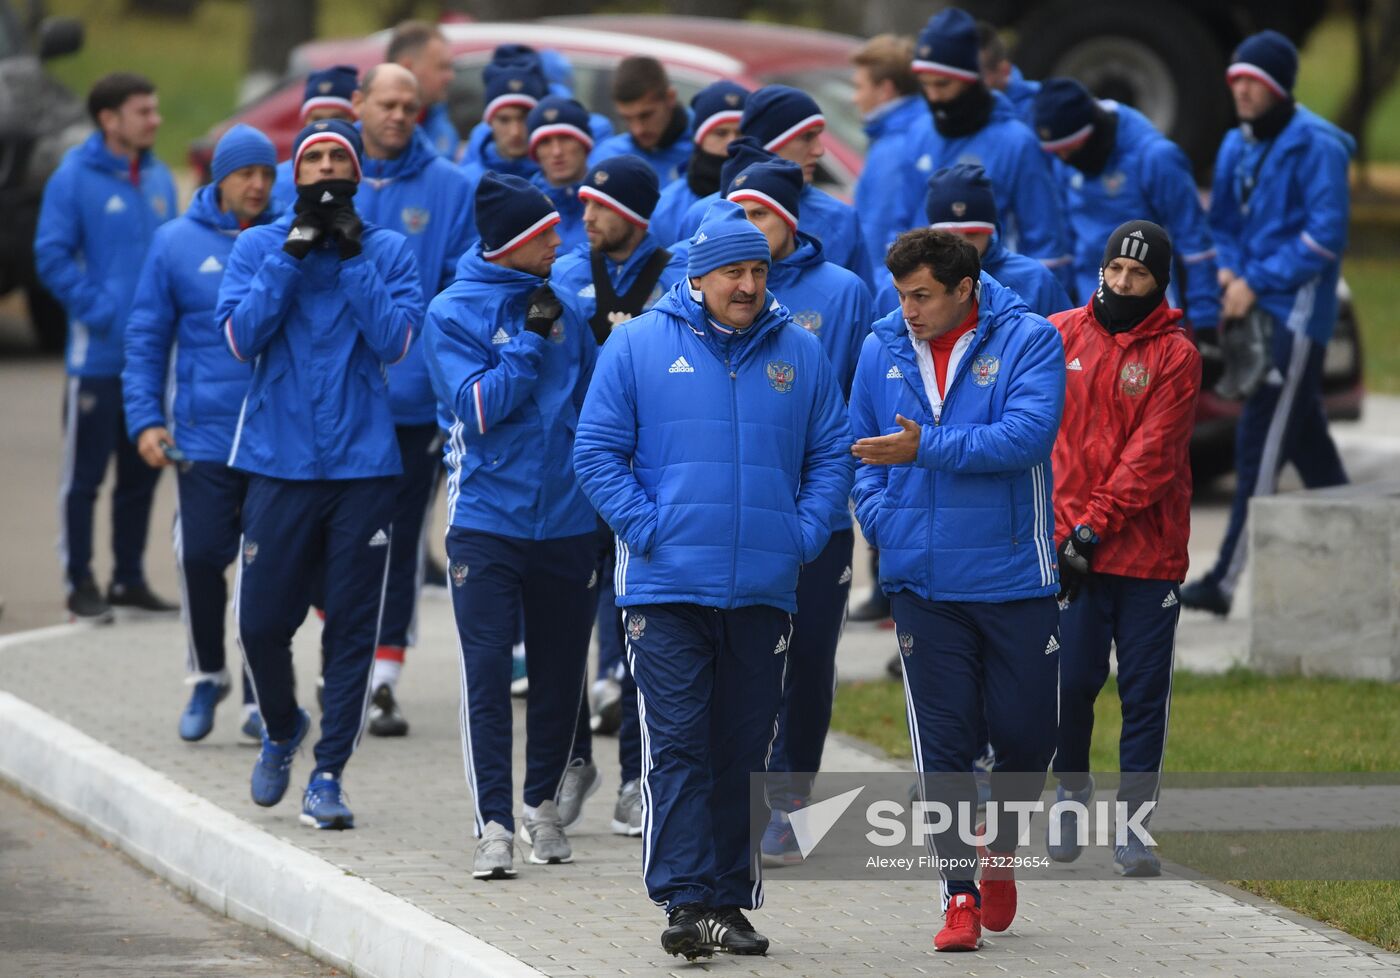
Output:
(652, 279), (788, 364)
(863, 94), (923, 140)
(185, 183), (281, 233)
(360, 125), (436, 186)
(454, 242), (548, 294)
(767, 232), (824, 288)
(79, 130), (154, 175)
(1084, 296), (1185, 345)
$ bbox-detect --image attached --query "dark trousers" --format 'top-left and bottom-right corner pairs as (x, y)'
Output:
(768, 529), (854, 808)
(446, 528), (597, 835)
(892, 591), (1059, 907)
(236, 475), (394, 778)
(173, 461), (253, 703)
(627, 603), (790, 911)
(1209, 326), (1347, 595)
(1053, 575), (1180, 816)
(378, 423), (443, 649)
(59, 375), (160, 589)
(573, 528), (642, 785)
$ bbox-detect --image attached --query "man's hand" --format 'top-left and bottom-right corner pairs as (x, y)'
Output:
(1055, 525), (1098, 605)
(851, 414), (921, 465)
(1217, 267), (1236, 289)
(283, 211), (326, 260)
(525, 283), (563, 338)
(137, 427), (174, 469)
(328, 207), (363, 261)
(1221, 276), (1256, 320)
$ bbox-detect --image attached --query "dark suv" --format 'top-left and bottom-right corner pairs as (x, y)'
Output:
(0, 2), (86, 352)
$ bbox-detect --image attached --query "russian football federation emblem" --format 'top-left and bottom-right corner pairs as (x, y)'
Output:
(970, 354), (1000, 388)
(449, 562), (469, 587)
(627, 614), (646, 641)
(1120, 362), (1151, 396)
(766, 359), (795, 393)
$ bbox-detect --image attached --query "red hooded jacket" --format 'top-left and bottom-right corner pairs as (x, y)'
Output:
(1049, 299), (1202, 581)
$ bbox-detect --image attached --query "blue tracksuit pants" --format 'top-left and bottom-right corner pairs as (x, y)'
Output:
(626, 603), (791, 912)
(1207, 325), (1347, 596)
(572, 528), (642, 786)
(378, 423), (443, 649)
(768, 529), (854, 809)
(446, 528), (597, 836)
(59, 375), (161, 590)
(892, 592), (1059, 907)
(173, 461), (253, 703)
(1053, 575), (1180, 817)
(236, 475), (395, 778)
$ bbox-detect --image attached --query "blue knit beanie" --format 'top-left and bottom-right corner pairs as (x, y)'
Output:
(719, 136), (778, 194)
(301, 65), (358, 120)
(577, 155), (660, 226)
(740, 85), (824, 152)
(211, 124), (276, 186)
(925, 163), (997, 232)
(527, 96), (594, 157)
(475, 171), (560, 259)
(687, 199), (771, 278)
(913, 8), (980, 81)
(691, 80), (749, 144)
(727, 158), (802, 234)
(1033, 78), (1097, 151)
(1228, 30), (1297, 98)
(291, 118), (363, 182)
(483, 61), (547, 123)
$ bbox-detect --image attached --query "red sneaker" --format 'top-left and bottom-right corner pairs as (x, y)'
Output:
(934, 893), (981, 951)
(979, 852), (1017, 933)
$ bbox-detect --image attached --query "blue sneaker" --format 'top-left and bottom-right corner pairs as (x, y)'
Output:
(300, 772), (354, 830)
(250, 708), (311, 807)
(178, 679), (229, 742)
(1046, 776), (1094, 863)
(1114, 836), (1161, 877)
(760, 807), (803, 867)
(240, 707), (264, 741)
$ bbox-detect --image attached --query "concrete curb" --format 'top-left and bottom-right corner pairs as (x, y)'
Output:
(0, 688), (545, 978)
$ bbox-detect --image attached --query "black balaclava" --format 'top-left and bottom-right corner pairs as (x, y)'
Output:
(1244, 95), (1295, 142)
(294, 179), (357, 215)
(928, 81), (993, 138)
(1093, 220), (1172, 333)
(685, 144), (725, 197)
(1063, 104), (1120, 177)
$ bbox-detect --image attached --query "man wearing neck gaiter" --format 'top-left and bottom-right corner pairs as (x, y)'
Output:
(1181, 30), (1353, 617)
(1045, 220), (1202, 879)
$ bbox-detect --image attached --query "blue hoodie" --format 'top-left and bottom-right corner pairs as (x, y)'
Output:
(357, 130), (477, 425)
(35, 132), (178, 377)
(122, 184), (280, 461)
(1209, 104), (1353, 345)
(459, 122), (541, 185)
(1052, 102), (1219, 327)
(767, 233), (872, 401)
(531, 173), (589, 255)
(1002, 66), (1040, 125)
(902, 92), (1070, 274)
(573, 282), (854, 613)
(424, 245), (598, 540)
(848, 274), (1065, 603)
(420, 102), (461, 159)
(215, 211), (423, 480)
(855, 95), (928, 280)
(588, 108), (694, 187)
(876, 238), (1071, 320)
(648, 174), (703, 247)
(550, 234), (688, 326)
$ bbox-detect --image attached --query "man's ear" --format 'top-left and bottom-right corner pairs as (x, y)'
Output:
(351, 89), (366, 112)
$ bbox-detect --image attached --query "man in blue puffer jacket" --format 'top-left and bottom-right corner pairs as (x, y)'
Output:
(849, 228), (1064, 952)
(36, 72), (179, 622)
(216, 119), (422, 831)
(348, 64), (476, 736)
(424, 173), (599, 879)
(1181, 31), (1353, 616)
(574, 200), (853, 960)
(123, 125), (280, 744)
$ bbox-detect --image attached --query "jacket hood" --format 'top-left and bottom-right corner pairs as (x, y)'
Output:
(650, 278), (790, 350)
(769, 232), (825, 286)
(78, 130), (156, 175)
(185, 183), (282, 232)
(360, 125), (437, 186)
(453, 242), (548, 293)
(987, 90), (1022, 126)
(1278, 104), (1357, 159)
(863, 94), (924, 140)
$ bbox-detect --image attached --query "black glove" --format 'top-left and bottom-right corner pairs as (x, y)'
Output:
(327, 206), (363, 261)
(282, 211), (326, 260)
(1193, 324), (1225, 392)
(524, 283), (563, 338)
(1055, 525), (1098, 605)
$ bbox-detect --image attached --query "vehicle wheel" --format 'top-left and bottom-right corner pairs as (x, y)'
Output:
(1013, 0), (1233, 179)
(25, 281), (66, 354)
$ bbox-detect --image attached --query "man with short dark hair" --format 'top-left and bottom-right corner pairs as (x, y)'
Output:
(387, 20), (458, 158)
(649, 81), (748, 245)
(849, 227), (1064, 951)
(588, 56), (693, 186)
(36, 71), (179, 622)
(527, 95), (595, 253)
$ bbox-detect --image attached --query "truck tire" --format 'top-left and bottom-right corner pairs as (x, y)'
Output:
(1013, 0), (1233, 179)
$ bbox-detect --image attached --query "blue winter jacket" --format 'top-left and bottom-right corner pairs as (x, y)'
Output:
(271, 158), (296, 211)
(768, 234), (873, 401)
(551, 234), (688, 325)
(424, 245), (598, 540)
(588, 110), (694, 187)
(1002, 67), (1040, 125)
(856, 95), (928, 280)
(902, 93), (1069, 273)
(876, 238), (1070, 320)
(122, 185), (280, 461)
(680, 185), (875, 291)
(358, 132), (477, 425)
(573, 283), (854, 613)
(1209, 105), (1353, 345)
(35, 132), (178, 377)
(420, 102), (462, 159)
(1053, 102), (1219, 325)
(849, 274), (1065, 603)
(531, 173), (589, 256)
(648, 176), (702, 247)
(215, 212), (423, 480)
(460, 124), (541, 184)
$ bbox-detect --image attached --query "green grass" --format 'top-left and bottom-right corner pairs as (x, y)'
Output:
(1345, 256), (1400, 394)
(1295, 14), (1400, 164)
(830, 669), (1400, 950)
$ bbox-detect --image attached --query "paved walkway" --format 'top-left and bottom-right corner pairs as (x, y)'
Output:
(2, 601), (1397, 978)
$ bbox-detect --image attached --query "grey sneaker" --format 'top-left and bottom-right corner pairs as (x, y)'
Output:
(556, 758), (600, 830)
(521, 800), (573, 864)
(612, 778), (644, 837)
(472, 820), (517, 880)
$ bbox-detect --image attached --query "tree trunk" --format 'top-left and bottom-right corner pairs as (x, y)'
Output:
(247, 0), (317, 79)
(1338, 0), (1400, 171)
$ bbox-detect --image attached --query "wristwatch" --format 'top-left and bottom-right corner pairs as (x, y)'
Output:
(1073, 524), (1098, 547)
